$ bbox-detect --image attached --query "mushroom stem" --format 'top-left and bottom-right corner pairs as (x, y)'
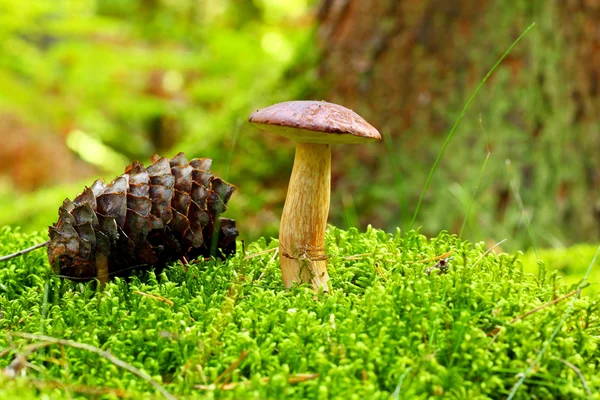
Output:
(279, 142), (331, 292)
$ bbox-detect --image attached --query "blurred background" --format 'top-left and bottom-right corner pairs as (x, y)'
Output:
(0, 0), (599, 257)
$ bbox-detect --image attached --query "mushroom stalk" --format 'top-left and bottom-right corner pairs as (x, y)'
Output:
(280, 142), (331, 292)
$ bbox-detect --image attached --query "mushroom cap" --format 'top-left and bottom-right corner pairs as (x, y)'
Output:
(249, 100), (382, 144)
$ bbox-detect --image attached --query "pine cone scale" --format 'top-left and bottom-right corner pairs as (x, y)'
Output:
(124, 210), (152, 244)
(48, 152), (238, 279)
(96, 193), (127, 228)
(148, 185), (173, 227)
(172, 165), (193, 193)
(72, 203), (97, 226)
(96, 214), (119, 241)
(74, 223), (95, 245)
(73, 187), (97, 208)
(128, 180), (150, 197)
(172, 190), (191, 215)
(126, 194), (152, 216)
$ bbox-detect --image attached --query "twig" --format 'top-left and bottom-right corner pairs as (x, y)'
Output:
(486, 329), (502, 350)
(0, 345), (15, 358)
(133, 291), (174, 306)
(195, 372), (319, 391)
(257, 248), (279, 281)
(7, 332), (175, 400)
(488, 285), (587, 337)
(557, 358), (592, 398)
(342, 252), (375, 260)
(342, 252), (397, 261)
(375, 263), (387, 281)
(22, 341), (55, 356)
(509, 286), (585, 324)
(28, 379), (129, 397)
(417, 251), (455, 263)
(472, 239), (507, 268)
(244, 248), (277, 260)
(288, 373), (319, 383)
(180, 256), (189, 272)
(0, 241), (49, 262)
(213, 350), (249, 386)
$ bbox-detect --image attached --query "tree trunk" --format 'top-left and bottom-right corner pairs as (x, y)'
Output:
(316, 0), (600, 248)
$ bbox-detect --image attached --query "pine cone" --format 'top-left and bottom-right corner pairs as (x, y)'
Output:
(48, 152), (238, 280)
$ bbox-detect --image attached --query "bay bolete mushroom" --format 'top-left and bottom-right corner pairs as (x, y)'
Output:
(249, 100), (381, 292)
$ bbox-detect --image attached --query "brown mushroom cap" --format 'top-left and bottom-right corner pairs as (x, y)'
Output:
(249, 100), (382, 144)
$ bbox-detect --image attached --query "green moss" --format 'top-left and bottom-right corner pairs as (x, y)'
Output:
(0, 226), (598, 399)
(520, 244), (600, 295)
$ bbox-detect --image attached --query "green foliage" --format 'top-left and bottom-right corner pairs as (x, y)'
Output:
(0, 0), (316, 240)
(0, 183), (82, 232)
(1, 227), (598, 399)
(308, 0), (599, 253)
(2, 0), (594, 255)
(423, 0), (600, 250)
(0, 0), (310, 152)
(521, 244), (600, 295)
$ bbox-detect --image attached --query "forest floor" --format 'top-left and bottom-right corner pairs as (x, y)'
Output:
(0, 227), (598, 399)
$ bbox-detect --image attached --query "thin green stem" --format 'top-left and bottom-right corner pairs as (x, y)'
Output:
(506, 159), (540, 259)
(410, 22), (536, 230)
(459, 153), (490, 238)
(384, 132), (406, 230)
(8, 331), (176, 400)
(459, 115), (491, 238)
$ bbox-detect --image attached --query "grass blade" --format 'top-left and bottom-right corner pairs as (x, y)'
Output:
(505, 159), (540, 258)
(410, 22), (536, 230)
(7, 332), (176, 400)
(459, 115), (491, 238)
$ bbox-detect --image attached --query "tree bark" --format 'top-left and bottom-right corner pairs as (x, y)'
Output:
(316, 0), (600, 247)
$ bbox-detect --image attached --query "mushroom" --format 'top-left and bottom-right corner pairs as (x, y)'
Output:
(249, 100), (381, 292)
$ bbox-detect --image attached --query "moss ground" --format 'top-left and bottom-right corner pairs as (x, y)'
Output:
(0, 226), (598, 399)
(520, 244), (600, 296)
